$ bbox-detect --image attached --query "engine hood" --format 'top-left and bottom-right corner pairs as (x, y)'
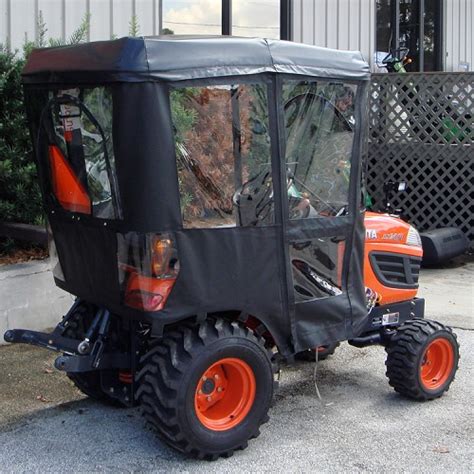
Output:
(364, 211), (412, 245)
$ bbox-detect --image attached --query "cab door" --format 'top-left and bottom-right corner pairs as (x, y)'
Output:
(280, 78), (367, 351)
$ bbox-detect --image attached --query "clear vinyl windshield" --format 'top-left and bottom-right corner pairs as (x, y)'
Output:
(283, 81), (357, 219)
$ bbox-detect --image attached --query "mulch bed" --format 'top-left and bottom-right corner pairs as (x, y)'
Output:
(0, 246), (49, 266)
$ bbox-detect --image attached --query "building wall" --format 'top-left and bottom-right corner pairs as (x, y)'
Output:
(292, 0), (377, 68)
(0, 0), (161, 52)
(1, 0), (472, 70)
(444, 0), (474, 71)
(293, 0), (473, 72)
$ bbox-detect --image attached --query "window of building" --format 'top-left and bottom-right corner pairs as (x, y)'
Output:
(170, 83), (273, 229)
(161, 1), (290, 39)
(232, 0), (280, 39)
(376, 0), (443, 72)
(162, 0), (221, 35)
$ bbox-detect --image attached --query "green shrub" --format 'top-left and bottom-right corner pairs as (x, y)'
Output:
(1, 13), (151, 251)
(0, 13), (92, 234)
(0, 46), (43, 226)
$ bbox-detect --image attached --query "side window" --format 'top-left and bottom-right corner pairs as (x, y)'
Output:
(290, 236), (346, 302)
(283, 81), (357, 219)
(49, 87), (122, 219)
(170, 83), (273, 229)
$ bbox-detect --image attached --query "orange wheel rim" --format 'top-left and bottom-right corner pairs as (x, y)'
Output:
(195, 358), (256, 431)
(420, 338), (454, 390)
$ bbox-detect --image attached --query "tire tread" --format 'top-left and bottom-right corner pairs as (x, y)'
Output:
(385, 318), (459, 401)
(135, 318), (277, 460)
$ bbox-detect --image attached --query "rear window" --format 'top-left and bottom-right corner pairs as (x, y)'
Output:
(170, 82), (274, 229)
(46, 87), (122, 219)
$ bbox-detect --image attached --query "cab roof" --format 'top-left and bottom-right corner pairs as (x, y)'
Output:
(22, 35), (370, 84)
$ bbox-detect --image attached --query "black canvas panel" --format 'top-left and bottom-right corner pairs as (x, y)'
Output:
(112, 83), (181, 231)
(160, 226), (291, 352)
(346, 214), (369, 338)
(293, 294), (351, 350)
(50, 215), (121, 306)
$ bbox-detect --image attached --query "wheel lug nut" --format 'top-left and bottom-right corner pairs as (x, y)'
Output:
(207, 396), (212, 402)
(202, 376), (207, 382)
(217, 387), (223, 392)
(198, 389), (203, 394)
(214, 374), (219, 380)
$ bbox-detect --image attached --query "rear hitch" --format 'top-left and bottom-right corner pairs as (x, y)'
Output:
(54, 352), (130, 372)
(3, 300), (131, 374)
(3, 328), (82, 354)
(3, 298), (84, 353)
(77, 310), (100, 354)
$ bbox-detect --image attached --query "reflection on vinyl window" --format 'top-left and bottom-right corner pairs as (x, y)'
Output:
(290, 236), (346, 302)
(170, 83), (273, 229)
(49, 87), (122, 219)
(283, 81), (357, 219)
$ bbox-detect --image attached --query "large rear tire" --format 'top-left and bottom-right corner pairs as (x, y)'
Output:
(135, 319), (276, 460)
(385, 319), (459, 401)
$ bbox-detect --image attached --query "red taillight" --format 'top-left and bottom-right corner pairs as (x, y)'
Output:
(118, 233), (179, 312)
(124, 273), (176, 312)
(118, 371), (133, 384)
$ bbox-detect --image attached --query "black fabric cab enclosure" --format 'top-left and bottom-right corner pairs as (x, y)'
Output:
(23, 36), (370, 355)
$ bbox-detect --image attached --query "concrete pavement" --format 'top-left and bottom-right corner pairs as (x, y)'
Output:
(0, 260), (73, 343)
(418, 256), (473, 330)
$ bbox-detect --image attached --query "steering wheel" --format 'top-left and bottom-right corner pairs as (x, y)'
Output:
(233, 170), (274, 225)
(288, 196), (311, 219)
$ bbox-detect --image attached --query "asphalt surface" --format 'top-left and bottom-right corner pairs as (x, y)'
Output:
(0, 259), (472, 472)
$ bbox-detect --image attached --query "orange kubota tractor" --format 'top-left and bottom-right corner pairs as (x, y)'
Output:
(298, 208), (424, 361)
(364, 211), (422, 304)
(4, 37), (459, 460)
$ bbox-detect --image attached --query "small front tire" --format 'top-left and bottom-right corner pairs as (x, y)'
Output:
(385, 319), (459, 401)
